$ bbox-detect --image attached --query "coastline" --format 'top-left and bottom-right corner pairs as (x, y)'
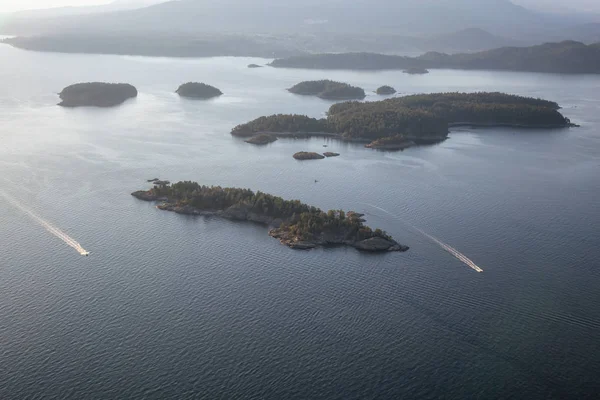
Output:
(132, 190), (408, 253)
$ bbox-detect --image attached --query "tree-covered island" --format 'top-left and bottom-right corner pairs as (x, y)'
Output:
(231, 92), (574, 147)
(58, 82), (138, 107)
(376, 85), (397, 95)
(132, 181), (408, 252)
(288, 80), (366, 100)
(176, 82), (223, 99)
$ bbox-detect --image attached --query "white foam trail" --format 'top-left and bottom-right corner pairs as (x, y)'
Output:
(362, 203), (483, 273)
(2, 191), (90, 256)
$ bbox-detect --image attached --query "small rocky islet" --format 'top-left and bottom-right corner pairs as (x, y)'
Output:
(132, 181), (408, 253)
(376, 85), (397, 95)
(244, 133), (278, 145)
(58, 82), (138, 107)
(293, 152), (325, 160)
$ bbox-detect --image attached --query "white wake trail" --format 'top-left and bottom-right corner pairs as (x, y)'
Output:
(362, 203), (483, 273)
(2, 191), (90, 256)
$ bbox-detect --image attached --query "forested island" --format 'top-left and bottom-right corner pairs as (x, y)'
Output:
(231, 92), (574, 146)
(269, 41), (600, 74)
(132, 181), (408, 252)
(376, 86), (397, 95)
(288, 80), (366, 100)
(176, 82), (223, 99)
(58, 82), (137, 107)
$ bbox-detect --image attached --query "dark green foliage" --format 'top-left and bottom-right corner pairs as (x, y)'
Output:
(327, 92), (569, 139)
(288, 80), (366, 100)
(176, 82), (222, 99)
(233, 92), (570, 143)
(149, 181), (391, 243)
(231, 114), (332, 137)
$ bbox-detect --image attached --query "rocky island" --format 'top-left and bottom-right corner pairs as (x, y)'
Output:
(58, 82), (138, 107)
(323, 152), (340, 157)
(244, 133), (278, 145)
(293, 152), (325, 160)
(288, 80), (366, 100)
(247, 64), (263, 68)
(231, 92), (575, 147)
(176, 82), (223, 99)
(376, 85), (397, 95)
(132, 181), (408, 252)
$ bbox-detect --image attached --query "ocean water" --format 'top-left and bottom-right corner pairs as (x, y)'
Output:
(1, 44), (599, 399)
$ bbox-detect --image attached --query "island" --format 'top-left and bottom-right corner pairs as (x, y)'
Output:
(58, 82), (138, 107)
(231, 92), (574, 146)
(247, 64), (263, 68)
(268, 41), (600, 74)
(403, 68), (429, 75)
(323, 152), (340, 157)
(365, 135), (415, 150)
(293, 152), (325, 160)
(376, 86), (397, 95)
(176, 82), (223, 99)
(132, 181), (408, 252)
(288, 80), (366, 100)
(244, 133), (278, 145)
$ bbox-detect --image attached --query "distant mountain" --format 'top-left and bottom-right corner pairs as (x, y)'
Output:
(0, 0), (590, 38)
(269, 41), (600, 74)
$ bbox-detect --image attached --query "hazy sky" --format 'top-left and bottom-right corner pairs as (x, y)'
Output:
(0, 0), (112, 12)
(2, 0), (600, 13)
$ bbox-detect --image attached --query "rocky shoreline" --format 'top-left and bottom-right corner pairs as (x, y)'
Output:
(132, 190), (408, 253)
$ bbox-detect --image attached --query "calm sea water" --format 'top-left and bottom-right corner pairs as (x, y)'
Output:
(1, 44), (599, 399)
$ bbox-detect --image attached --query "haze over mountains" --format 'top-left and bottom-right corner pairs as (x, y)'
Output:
(2, 0), (600, 56)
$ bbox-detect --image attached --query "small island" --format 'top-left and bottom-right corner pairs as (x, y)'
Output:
(293, 152), (325, 160)
(58, 82), (138, 107)
(288, 80), (366, 100)
(132, 181), (408, 252)
(365, 135), (415, 150)
(244, 133), (278, 145)
(403, 68), (430, 75)
(176, 82), (223, 99)
(376, 85), (397, 95)
(247, 64), (263, 68)
(323, 152), (340, 157)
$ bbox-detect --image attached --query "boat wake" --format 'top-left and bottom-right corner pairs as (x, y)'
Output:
(2, 191), (90, 256)
(362, 203), (483, 273)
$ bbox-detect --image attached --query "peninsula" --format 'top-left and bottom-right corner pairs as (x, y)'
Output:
(288, 80), (366, 100)
(58, 82), (137, 107)
(132, 181), (408, 252)
(231, 92), (574, 146)
(176, 82), (223, 99)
